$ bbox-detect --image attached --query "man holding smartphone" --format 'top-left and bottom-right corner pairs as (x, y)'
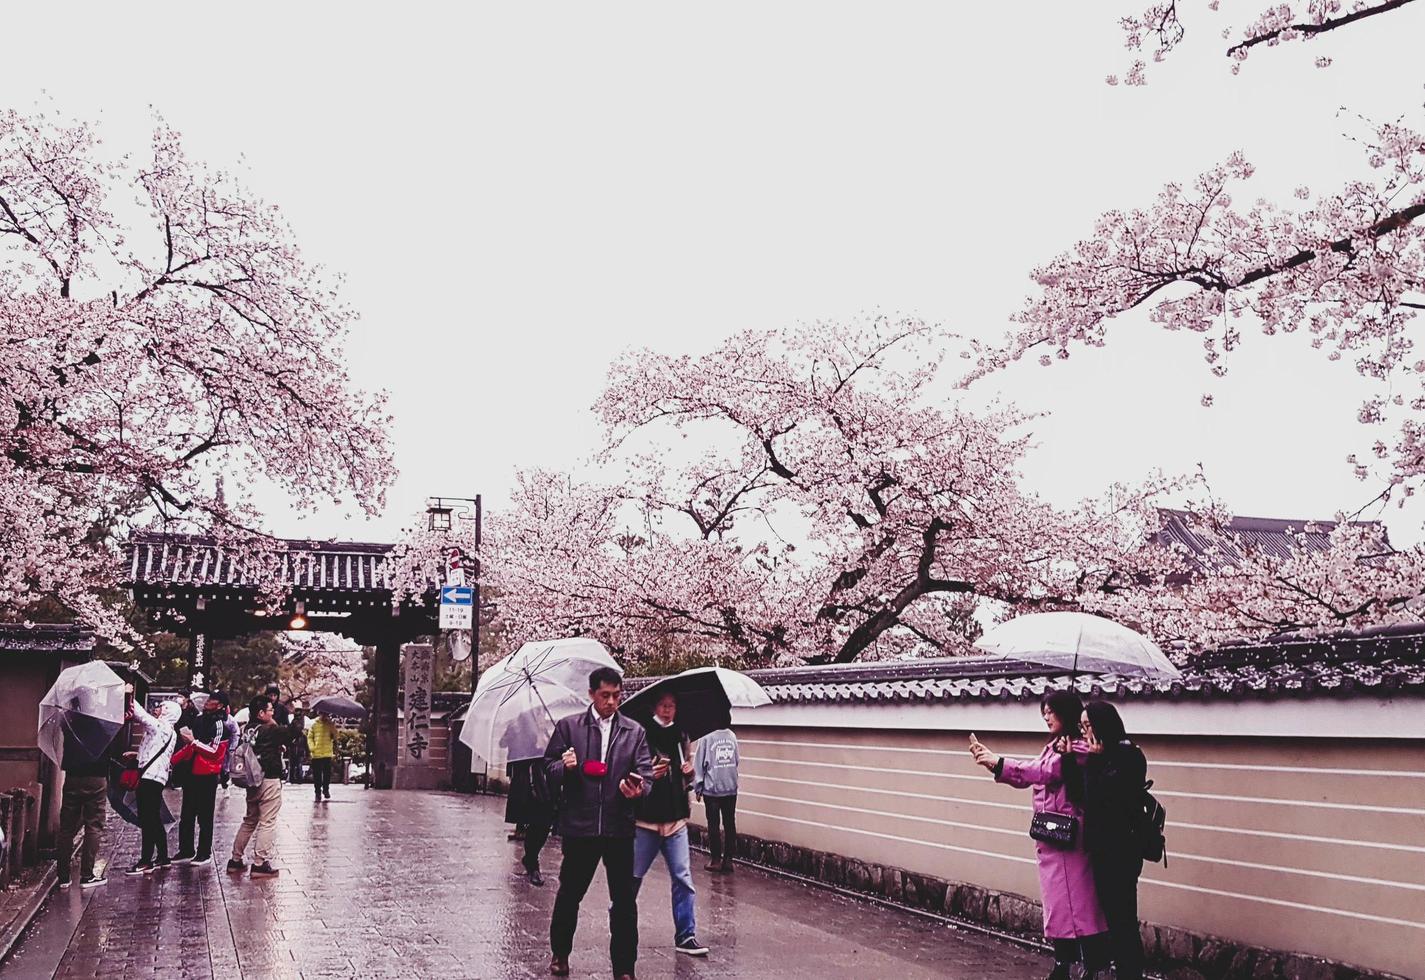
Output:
(543, 667), (653, 980)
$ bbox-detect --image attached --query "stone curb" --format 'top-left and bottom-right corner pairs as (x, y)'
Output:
(688, 825), (1407, 980)
(0, 862), (57, 966)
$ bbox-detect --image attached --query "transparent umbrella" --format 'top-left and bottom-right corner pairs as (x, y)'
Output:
(38, 661), (127, 767)
(974, 611), (1182, 678)
(461, 638), (621, 767)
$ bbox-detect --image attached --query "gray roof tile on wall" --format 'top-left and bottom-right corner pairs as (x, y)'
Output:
(744, 624), (1425, 706)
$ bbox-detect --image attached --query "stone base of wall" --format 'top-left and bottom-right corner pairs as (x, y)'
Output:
(392, 766), (445, 790)
(686, 825), (1404, 980)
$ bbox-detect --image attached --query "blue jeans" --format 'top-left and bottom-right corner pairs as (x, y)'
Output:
(632, 826), (697, 943)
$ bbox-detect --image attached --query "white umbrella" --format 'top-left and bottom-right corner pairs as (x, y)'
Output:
(461, 638), (621, 767)
(39, 661), (127, 766)
(974, 612), (1182, 678)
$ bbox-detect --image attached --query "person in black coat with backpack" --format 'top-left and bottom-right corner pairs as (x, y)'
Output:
(1073, 700), (1149, 980)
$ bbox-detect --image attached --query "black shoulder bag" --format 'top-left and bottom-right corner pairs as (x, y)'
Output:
(1029, 809), (1079, 848)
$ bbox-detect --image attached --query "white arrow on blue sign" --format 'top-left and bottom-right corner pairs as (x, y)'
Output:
(440, 586), (474, 606)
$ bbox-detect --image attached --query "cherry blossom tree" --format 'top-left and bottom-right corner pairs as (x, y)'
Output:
(1, 107), (394, 643)
(483, 319), (1180, 666)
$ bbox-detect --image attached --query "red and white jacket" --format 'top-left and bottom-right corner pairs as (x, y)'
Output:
(171, 736), (228, 777)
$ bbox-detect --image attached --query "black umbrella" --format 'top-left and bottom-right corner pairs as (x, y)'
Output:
(621, 667), (771, 741)
(107, 765), (177, 828)
(308, 695), (368, 720)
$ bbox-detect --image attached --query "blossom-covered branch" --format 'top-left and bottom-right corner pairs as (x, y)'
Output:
(1112, 1), (1421, 84)
(968, 120), (1425, 493)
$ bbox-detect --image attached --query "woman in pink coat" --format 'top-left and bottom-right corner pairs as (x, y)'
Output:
(971, 692), (1110, 980)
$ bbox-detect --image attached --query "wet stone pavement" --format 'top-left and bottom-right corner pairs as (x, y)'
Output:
(5, 786), (1050, 979)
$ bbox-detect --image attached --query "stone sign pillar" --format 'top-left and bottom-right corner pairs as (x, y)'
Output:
(393, 643), (441, 789)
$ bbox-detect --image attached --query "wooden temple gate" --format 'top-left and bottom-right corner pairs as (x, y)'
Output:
(121, 531), (440, 790)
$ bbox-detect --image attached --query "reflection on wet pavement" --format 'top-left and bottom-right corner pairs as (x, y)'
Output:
(8, 786), (1050, 978)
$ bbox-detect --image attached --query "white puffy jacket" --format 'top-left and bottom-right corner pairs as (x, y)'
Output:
(133, 700), (181, 785)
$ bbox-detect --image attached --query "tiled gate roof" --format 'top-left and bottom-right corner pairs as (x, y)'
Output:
(123, 531), (397, 592)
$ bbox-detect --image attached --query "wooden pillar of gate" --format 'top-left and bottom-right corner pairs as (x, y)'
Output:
(372, 635), (400, 790)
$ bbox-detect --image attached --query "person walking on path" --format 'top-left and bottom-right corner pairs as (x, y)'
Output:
(288, 700), (309, 783)
(307, 710), (337, 802)
(265, 683), (291, 725)
(543, 666), (652, 980)
(506, 757), (554, 885)
(631, 692), (708, 956)
(56, 717), (124, 888)
(125, 698), (180, 875)
(219, 701), (240, 799)
(229, 694), (297, 879)
(970, 692), (1111, 980)
(693, 725), (739, 873)
(171, 692), (229, 866)
(1071, 701), (1150, 980)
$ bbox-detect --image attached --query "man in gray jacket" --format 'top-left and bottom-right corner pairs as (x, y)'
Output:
(693, 725), (740, 872)
(543, 666), (652, 980)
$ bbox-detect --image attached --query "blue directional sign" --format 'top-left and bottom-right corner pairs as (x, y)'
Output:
(439, 585), (475, 629)
(440, 586), (474, 606)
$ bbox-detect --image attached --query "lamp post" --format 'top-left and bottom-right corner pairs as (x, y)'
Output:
(424, 495), (483, 695)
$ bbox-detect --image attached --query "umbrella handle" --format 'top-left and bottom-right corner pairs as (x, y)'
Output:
(521, 666), (560, 731)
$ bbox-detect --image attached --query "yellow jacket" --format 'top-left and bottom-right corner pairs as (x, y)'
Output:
(306, 717), (337, 759)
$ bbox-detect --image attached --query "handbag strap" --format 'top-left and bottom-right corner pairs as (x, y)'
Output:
(138, 733), (174, 776)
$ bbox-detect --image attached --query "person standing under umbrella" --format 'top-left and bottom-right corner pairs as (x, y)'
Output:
(694, 723), (740, 873)
(505, 756), (554, 885)
(631, 692), (709, 957)
(970, 692), (1111, 979)
(171, 692), (229, 866)
(125, 698), (180, 875)
(1072, 701), (1150, 980)
(307, 709), (337, 802)
(543, 666), (652, 980)
(56, 707), (124, 888)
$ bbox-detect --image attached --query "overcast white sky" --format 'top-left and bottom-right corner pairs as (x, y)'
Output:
(7, 3), (1424, 545)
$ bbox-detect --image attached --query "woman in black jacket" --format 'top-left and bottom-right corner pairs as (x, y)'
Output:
(1075, 700), (1149, 980)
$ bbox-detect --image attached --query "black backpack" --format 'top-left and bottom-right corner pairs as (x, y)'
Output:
(1138, 779), (1168, 866)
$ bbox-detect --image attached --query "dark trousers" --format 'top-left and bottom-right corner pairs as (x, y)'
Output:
(311, 758), (333, 798)
(550, 835), (638, 976)
(137, 780), (169, 864)
(523, 816), (551, 871)
(179, 774), (219, 858)
(1093, 856), (1145, 979)
(703, 794), (738, 862)
(1052, 934), (1111, 972)
(57, 776), (108, 879)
